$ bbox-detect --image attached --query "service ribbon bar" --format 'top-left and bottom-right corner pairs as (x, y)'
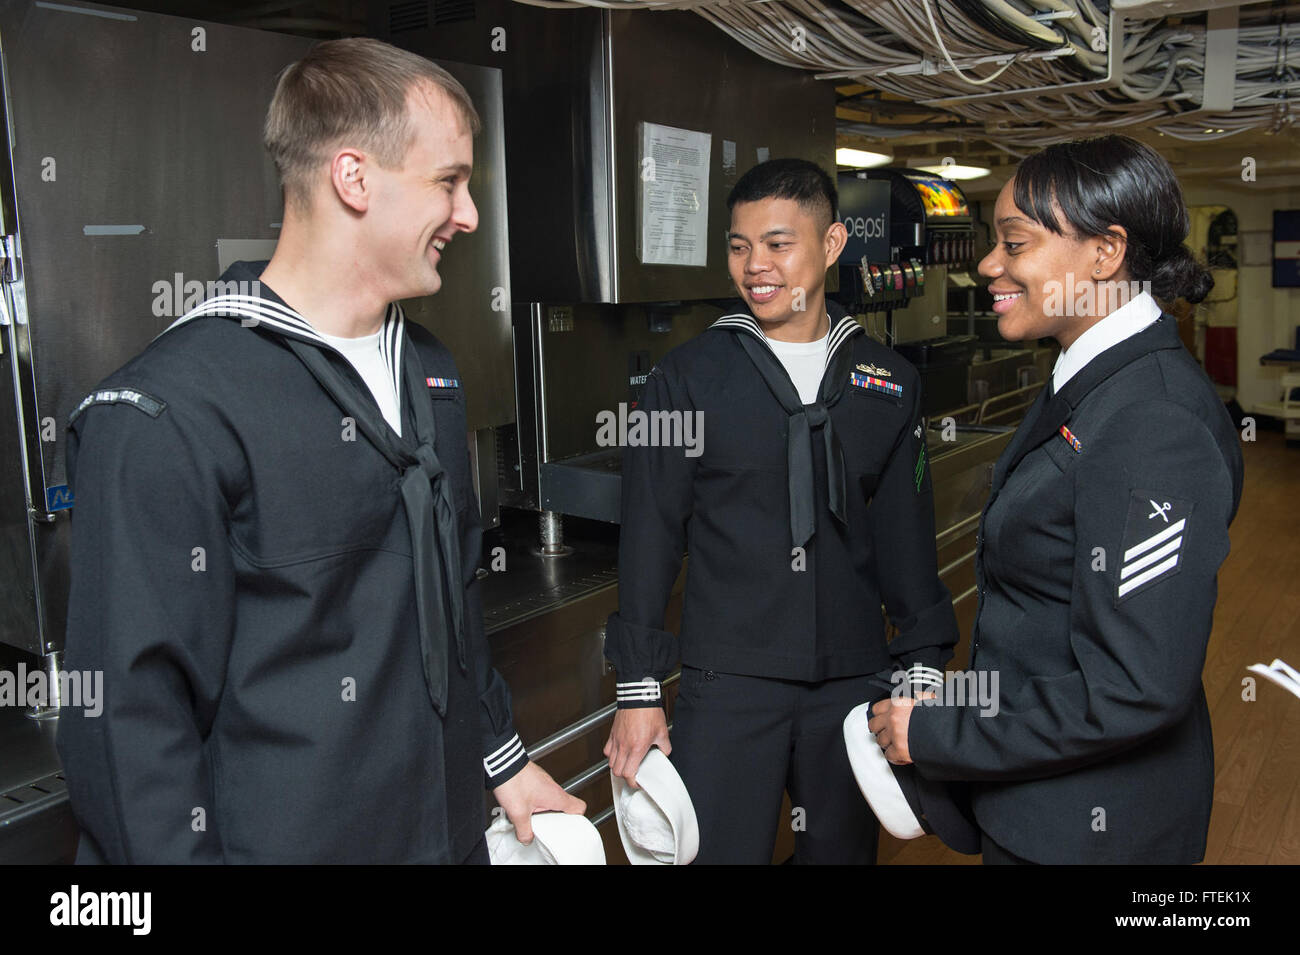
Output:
(849, 372), (903, 398)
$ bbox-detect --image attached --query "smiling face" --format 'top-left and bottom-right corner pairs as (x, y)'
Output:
(727, 197), (845, 333)
(978, 176), (1118, 348)
(361, 83), (478, 301)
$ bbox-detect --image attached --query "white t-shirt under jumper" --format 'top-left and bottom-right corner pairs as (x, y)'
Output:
(316, 328), (403, 437)
(766, 328), (830, 405)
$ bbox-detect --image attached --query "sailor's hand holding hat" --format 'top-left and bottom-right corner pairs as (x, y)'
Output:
(494, 761), (588, 845)
(605, 706), (673, 790)
(844, 685), (981, 855)
(485, 811), (607, 865)
(867, 693), (934, 765)
(486, 764), (600, 865)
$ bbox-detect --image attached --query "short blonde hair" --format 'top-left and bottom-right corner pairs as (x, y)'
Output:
(264, 37), (481, 210)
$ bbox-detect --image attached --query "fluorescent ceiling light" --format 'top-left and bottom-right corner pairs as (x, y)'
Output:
(836, 147), (893, 168)
(914, 162), (991, 180)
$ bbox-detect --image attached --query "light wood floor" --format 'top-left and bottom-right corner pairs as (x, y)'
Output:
(881, 427), (1300, 865)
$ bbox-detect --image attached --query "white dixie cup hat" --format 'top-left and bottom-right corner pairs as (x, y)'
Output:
(484, 810), (607, 865)
(842, 700), (926, 840)
(842, 697), (983, 853)
(610, 747), (699, 865)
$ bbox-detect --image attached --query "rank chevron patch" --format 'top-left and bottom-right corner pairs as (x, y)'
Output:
(1116, 491), (1193, 602)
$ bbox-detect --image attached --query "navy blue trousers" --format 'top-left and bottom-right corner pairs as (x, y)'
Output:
(669, 665), (881, 865)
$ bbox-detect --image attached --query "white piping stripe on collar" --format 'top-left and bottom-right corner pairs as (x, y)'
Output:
(161, 292), (407, 411)
(712, 313), (766, 337)
(825, 315), (863, 362)
(164, 293), (404, 343)
(712, 312), (863, 369)
(162, 293), (321, 339)
(163, 299), (325, 344)
(377, 303), (403, 401)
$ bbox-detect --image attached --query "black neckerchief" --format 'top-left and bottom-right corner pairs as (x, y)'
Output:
(708, 303), (864, 548)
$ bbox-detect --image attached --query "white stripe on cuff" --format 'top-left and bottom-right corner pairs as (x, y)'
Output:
(616, 678), (662, 702)
(484, 734), (526, 777)
(906, 665), (944, 688)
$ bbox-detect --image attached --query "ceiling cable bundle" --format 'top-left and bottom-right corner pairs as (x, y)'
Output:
(508, 0), (1299, 145)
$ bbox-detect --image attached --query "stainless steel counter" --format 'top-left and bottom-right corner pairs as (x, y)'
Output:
(0, 643), (77, 863)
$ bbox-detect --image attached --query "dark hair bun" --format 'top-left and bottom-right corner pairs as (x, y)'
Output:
(1151, 246), (1214, 304)
(1013, 136), (1217, 305)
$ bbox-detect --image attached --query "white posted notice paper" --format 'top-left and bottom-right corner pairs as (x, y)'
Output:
(639, 122), (711, 267)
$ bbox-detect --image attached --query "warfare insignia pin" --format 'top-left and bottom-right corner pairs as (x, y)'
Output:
(856, 362), (891, 377)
